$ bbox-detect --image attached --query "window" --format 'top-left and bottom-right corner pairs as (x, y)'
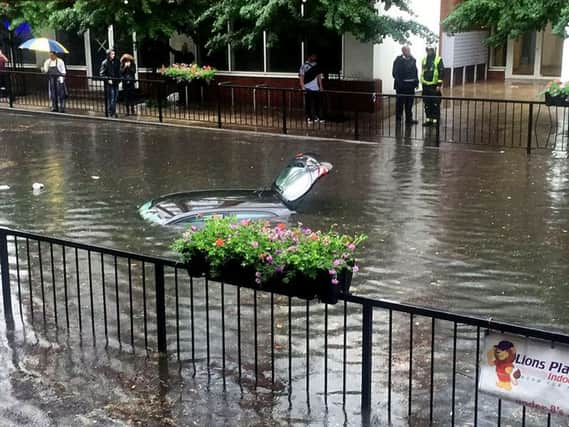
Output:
(12, 22), (36, 65)
(305, 30), (342, 76)
(201, 45), (228, 70)
(490, 45), (507, 68)
(56, 30), (85, 66)
(112, 26), (134, 58)
(138, 36), (170, 70)
(267, 31), (302, 73)
(230, 20), (263, 71)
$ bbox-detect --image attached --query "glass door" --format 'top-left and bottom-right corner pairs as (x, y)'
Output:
(540, 24), (563, 77)
(512, 32), (536, 75)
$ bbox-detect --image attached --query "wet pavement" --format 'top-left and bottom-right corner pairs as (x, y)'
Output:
(0, 111), (568, 425)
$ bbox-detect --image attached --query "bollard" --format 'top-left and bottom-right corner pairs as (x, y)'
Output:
(0, 231), (13, 322)
(282, 89), (287, 134)
(527, 103), (534, 154)
(155, 262), (167, 354)
(361, 303), (373, 418)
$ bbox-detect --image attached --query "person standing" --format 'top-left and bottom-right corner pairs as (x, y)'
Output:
(120, 53), (137, 116)
(42, 51), (66, 113)
(421, 46), (444, 127)
(299, 53), (324, 123)
(392, 46), (418, 125)
(100, 49), (121, 118)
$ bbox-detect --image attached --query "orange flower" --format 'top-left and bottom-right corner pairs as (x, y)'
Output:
(276, 223), (286, 230)
(309, 233), (319, 241)
(214, 238), (225, 246)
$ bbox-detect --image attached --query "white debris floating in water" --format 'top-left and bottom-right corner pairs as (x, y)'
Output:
(0, 185), (10, 190)
(32, 182), (44, 190)
(91, 176), (100, 180)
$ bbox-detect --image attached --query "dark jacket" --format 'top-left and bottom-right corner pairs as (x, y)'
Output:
(120, 61), (137, 82)
(392, 55), (418, 91)
(100, 57), (121, 85)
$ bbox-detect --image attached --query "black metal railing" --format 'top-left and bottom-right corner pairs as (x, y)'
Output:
(1, 226), (568, 425)
(0, 70), (568, 151)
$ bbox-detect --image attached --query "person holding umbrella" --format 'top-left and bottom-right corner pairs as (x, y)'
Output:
(19, 37), (69, 113)
(42, 51), (67, 113)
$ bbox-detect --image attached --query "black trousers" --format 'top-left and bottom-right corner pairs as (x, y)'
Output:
(305, 90), (321, 120)
(395, 86), (415, 121)
(123, 81), (135, 112)
(423, 85), (441, 120)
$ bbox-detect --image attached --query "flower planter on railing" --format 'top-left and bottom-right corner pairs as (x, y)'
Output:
(186, 256), (353, 304)
(545, 93), (569, 107)
(174, 217), (366, 305)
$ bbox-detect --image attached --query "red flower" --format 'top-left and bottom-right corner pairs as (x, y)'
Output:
(214, 238), (225, 246)
(276, 223), (286, 231)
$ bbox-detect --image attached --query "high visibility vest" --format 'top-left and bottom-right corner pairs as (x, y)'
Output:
(421, 56), (443, 86)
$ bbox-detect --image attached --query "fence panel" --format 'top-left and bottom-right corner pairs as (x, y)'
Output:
(1, 228), (569, 424)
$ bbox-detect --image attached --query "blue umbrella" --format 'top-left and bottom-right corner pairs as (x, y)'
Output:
(18, 37), (69, 54)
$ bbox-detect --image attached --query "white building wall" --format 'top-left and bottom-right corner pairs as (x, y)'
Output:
(373, 0), (441, 93)
(562, 28), (569, 82)
(343, 33), (374, 80)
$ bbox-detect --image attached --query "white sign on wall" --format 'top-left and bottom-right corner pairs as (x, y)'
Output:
(479, 333), (569, 417)
(441, 31), (488, 68)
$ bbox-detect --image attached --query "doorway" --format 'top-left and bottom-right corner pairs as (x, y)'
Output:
(506, 24), (563, 79)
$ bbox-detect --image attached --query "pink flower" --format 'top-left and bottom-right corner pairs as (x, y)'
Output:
(190, 226), (197, 231)
(333, 259), (341, 267)
(328, 269), (336, 275)
(352, 265), (359, 273)
(240, 219), (251, 226)
(347, 243), (356, 251)
(266, 255), (273, 264)
(331, 278), (339, 285)
(251, 241), (259, 248)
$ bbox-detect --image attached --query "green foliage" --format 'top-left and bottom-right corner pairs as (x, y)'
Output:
(200, 0), (437, 50)
(1, 0), (437, 53)
(443, 0), (569, 46)
(542, 80), (569, 97)
(162, 63), (217, 83)
(171, 217), (367, 285)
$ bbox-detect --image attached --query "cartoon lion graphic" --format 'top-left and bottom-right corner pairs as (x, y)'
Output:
(487, 340), (521, 391)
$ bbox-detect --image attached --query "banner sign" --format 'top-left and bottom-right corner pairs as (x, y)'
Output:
(479, 333), (569, 416)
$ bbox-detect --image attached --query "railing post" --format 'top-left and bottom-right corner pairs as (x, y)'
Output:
(361, 303), (373, 418)
(155, 262), (167, 354)
(354, 110), (360, 140)
(6, 71), (13, 108)
(157, 81), (164, 123)
(282, 89), (287, 134)
(217, 83), (222, 129)
(0, 230), (13, 322)
(526, 103), (534, 154)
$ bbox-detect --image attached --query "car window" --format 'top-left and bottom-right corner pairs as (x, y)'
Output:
(172, 212), (225, 225)
(229, 211), (276, 220)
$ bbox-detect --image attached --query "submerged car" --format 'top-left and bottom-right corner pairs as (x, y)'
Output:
(138, 153), (333, 227)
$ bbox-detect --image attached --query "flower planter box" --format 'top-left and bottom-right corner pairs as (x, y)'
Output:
(545, 93), (569, 107)
(185, 257), (352, 304)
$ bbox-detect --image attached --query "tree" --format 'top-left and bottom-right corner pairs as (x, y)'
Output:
(443, 0), (569, 46)
(1, 0), (210, 42)
(1, 0), (436, 52)
(200, 0), (437, 51)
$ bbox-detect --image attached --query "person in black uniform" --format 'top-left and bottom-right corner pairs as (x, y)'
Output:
(392, 46), (419, 125)
(421, 46), (444, 126)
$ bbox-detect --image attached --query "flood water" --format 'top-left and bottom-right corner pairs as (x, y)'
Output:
(0, 110), (568, 425)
